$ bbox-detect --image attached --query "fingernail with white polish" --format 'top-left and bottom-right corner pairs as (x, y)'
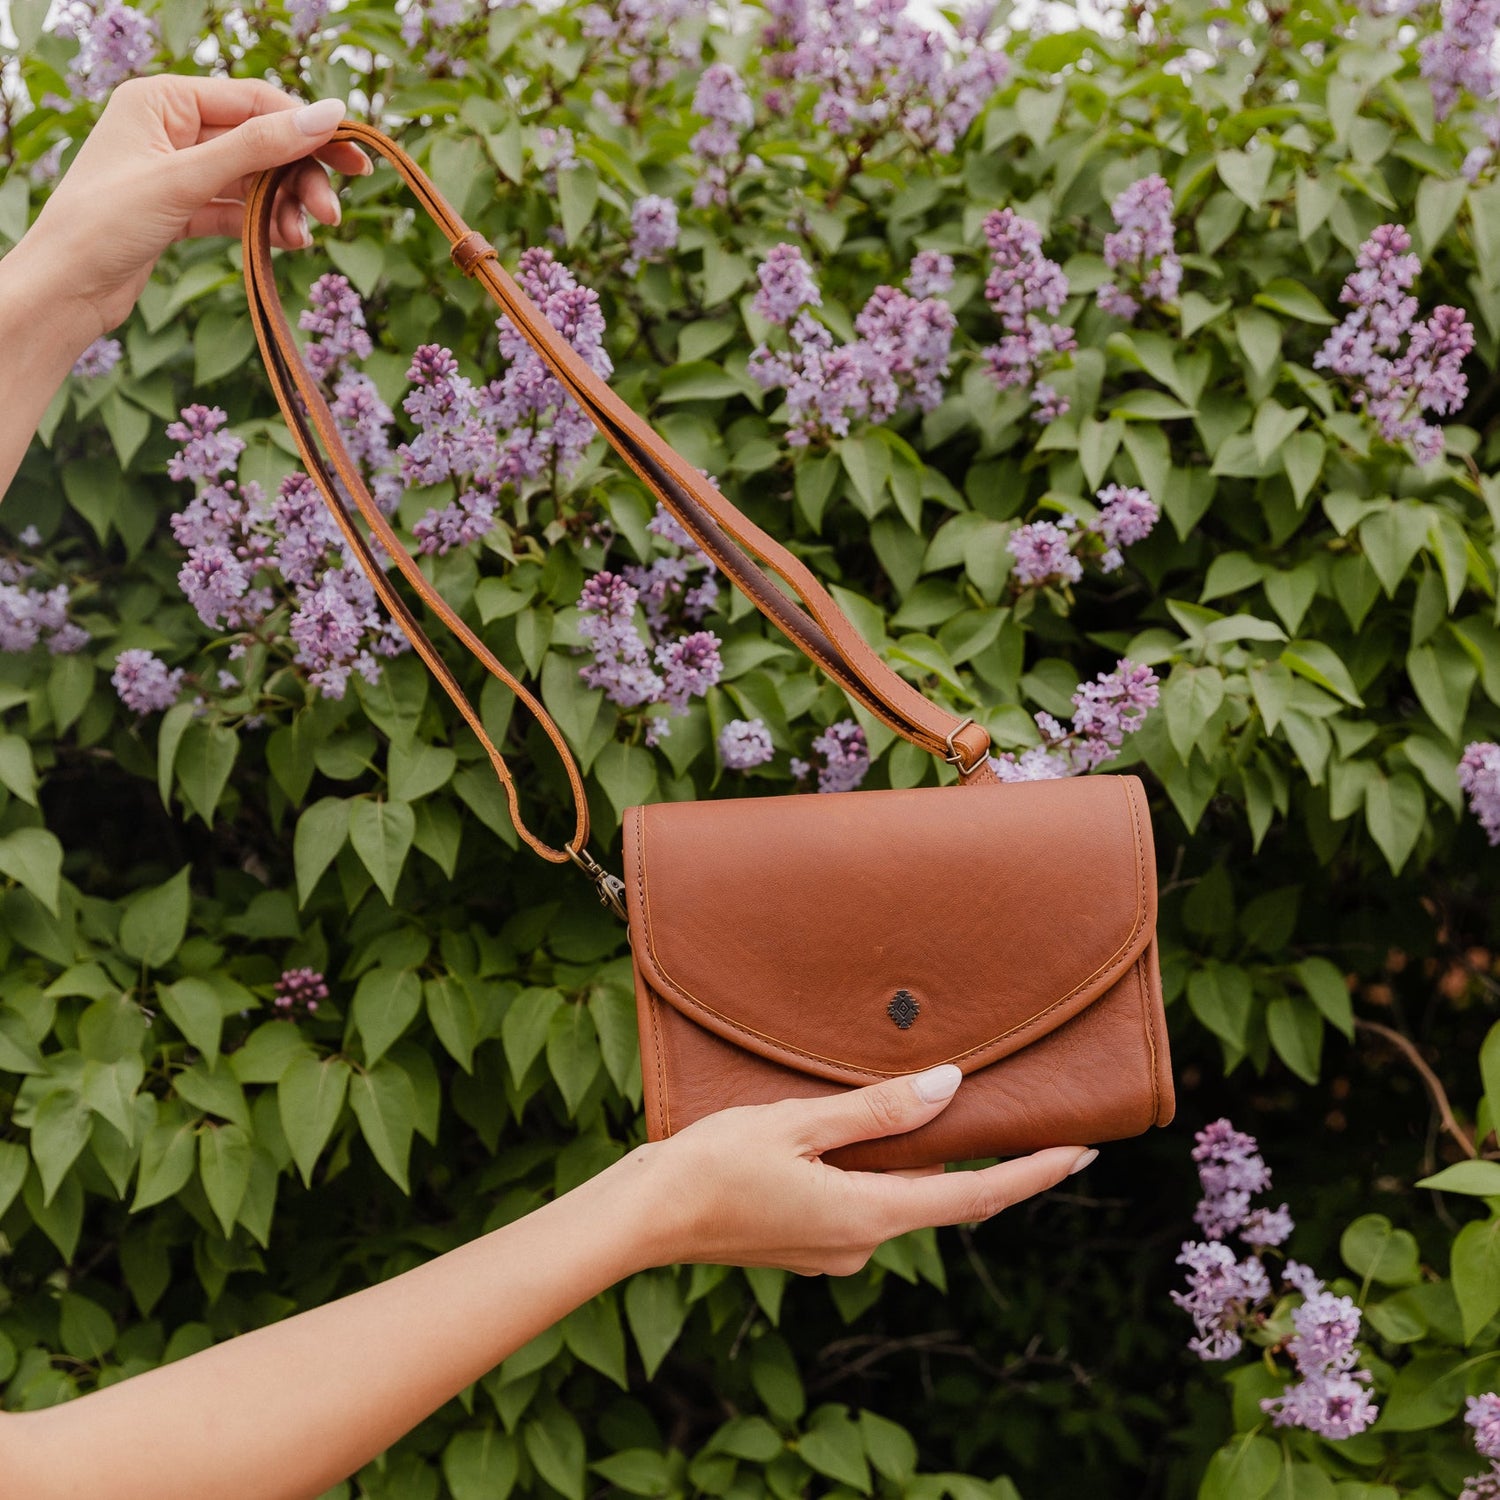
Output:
(330, 197), (341, 227)
(300, 213), (312, 248)
(1068, 1148), (1099, 1176)
(295, 97), (346, 136)
(910, 1064), (962, 1103)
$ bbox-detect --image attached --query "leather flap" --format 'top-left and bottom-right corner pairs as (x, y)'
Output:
(622, 776), (1156, 1085)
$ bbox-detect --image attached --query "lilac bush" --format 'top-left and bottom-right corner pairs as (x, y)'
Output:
(111, 648), (184, 715)
(979, 208), (1076, 423)
(790, 718), (870, 793)
(1096, 174), (1183, 323)
(990, 661), (1160, 781)
(1006, 485), (1160, 590)
(273, 967), (328, 1015)
(71, 336), (122, 379)
(54, 0), (156, 100)
(1314, 224), (1474, 465)
(718, 718), (775, 770)
(1173, 1120), (1378, 1441)
(1460, 742), (1500, 844)
(748, 245), (955, 445)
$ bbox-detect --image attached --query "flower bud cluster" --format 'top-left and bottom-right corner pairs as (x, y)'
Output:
(1097, 174), (1183, 322)
(748, 245), (956, 447)
(1314, 224), (1473, 465)
(980, 208), (1076, 423)
(990, 660), (1159, 782)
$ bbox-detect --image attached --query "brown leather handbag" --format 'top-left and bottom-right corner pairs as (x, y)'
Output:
(241, 123), (1175, 1169)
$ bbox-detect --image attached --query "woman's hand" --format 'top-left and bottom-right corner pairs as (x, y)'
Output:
(616, 1065), (1095, 1275)
(10, 72), (370, 346)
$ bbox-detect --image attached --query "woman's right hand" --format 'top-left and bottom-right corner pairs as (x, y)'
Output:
(613, 1065), (1095, 1276)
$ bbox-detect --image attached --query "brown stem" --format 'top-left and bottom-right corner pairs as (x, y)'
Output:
(1355, 1018), (1478, 1159)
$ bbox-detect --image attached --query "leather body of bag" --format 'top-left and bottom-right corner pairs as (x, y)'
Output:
(241, 123), (1176, 1170)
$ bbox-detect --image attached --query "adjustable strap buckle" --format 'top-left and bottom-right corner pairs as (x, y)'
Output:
(566, 844), (629, 923)
(451, 230), (499, 278)
(943, 717), (991, 778)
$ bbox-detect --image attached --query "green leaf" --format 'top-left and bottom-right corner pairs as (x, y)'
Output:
(1340, 1213), (1421, 1283)
(294, 798), (350, 905)
(546, 1003), (600, 1117)
(1252, 401), (1307, 466)
(443, 1429), (519, 1500)
(156, 700), (196, 809)
(1407, 639), (1477, 744)
(387, 740), (456, 803)
(525, 1408), (587, 1500)
(1187, 965), (1253, 1052)
(1417, 173), (1468, 254)
(1216, 147), (1276, 209)
(562, 1295), (628, 1389)
(31, 1090), (93, 1205)
(1417, 1160), (1500, 1196)
(198, 1122), (253, 1237)
(1281, 641), (1364, 706)
(278, 1055), (351, 1187)
(659, 361), (743, 402)
(1295, 957), (1353, 1039)
(352, 968), (423, 1067)
(325, 237), (384, 296)
(1253, 280), (1336, 325)
(1359, 506), (1430, 596)
(426, 976), (480, 1073)
(624, 1269), (687, 1379)
(0, 1141), (28, 1222)
(1452, 1216), (1500, 1342)
(798, 1412), (871, 1494)
(1364, 771), (1426, 875)
(592, 742), (657, 823)
(119, 865), (192, 969)
(158, 977), (227, 1065)
(1266, 995), (1322, 1084)
(348, 800), (415, 905)
(1197, 1435), (1280, 1500)
(840, 432), (891, 509)
(1161, 666), (1225, 762)
(858, 1411), (916, 1484)
(175, 722), (238, 824)
(81, 1055), (145, 1141)
(59, 1292), (116, 1361)
(0, 734), (38, 805)
(1281, 432), (1325, 506)
(133, 1112), (198, 1211)
(349, 1060), (418, 1193)
(0, 828), (62, 916)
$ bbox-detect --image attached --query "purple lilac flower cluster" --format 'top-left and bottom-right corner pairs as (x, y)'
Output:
(1314, 224), (1473, 465)
(1007, 485), (1159, 590)
(1420, 0), (1500, 119)
(990, 660), (1159, 782)
(579, 0), (703, 91)
(273, 967), (327, 1015)
(161, 404), (405, 703)
(54, 0), (156, 100)
(400, 249), (612, 554)
(790, 718), (870, 793)
(1460, 742), (1500, 844)
(0, 553), (90, 658)
(399, 0), (470, 76)
(748, 246), (956, 446)
(1173, 1120), (1378, 1441)
(72, 337), (123, 380)
(1097, 175), (1183, 322)
(625, 195), (680, 275)
(1464, 113), (1500, 183)
(1461, 1394), (1500, 1499)
(719, 718), (775, 770)
(980, 208), (1077, 423)
(576, 506), (723, 740)
(761, 0), (1009, 155)
(690, 63), (760, 208)
(112, 649), (184, 715)
(287, 0), (335, 40)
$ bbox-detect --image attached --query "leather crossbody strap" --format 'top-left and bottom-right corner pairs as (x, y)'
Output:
(241, 121), (995, 883)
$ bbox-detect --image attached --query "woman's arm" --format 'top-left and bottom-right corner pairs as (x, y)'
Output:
(0, 1066), (1092, 1500)
(1, 73), (370, 498)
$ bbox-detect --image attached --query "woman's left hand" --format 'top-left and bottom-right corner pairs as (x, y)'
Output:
(13, 72), (370, 345)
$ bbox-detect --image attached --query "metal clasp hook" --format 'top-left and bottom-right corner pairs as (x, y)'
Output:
(566, 844), (629, 923)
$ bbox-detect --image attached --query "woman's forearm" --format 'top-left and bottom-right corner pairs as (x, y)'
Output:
(0, 1152), (668, 1500)
(0, 239), (102, 499)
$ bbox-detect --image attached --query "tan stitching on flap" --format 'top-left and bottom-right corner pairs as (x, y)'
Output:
(633, 778), (1152, 1079)
(1137, 948), (1160, 1126)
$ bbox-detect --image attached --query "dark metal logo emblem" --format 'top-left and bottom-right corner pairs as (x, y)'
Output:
(888, 990), (920, 1030)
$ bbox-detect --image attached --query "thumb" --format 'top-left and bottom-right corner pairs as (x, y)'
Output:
(171, 97), (347, 205)
(790, 1065), (965, 1153)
